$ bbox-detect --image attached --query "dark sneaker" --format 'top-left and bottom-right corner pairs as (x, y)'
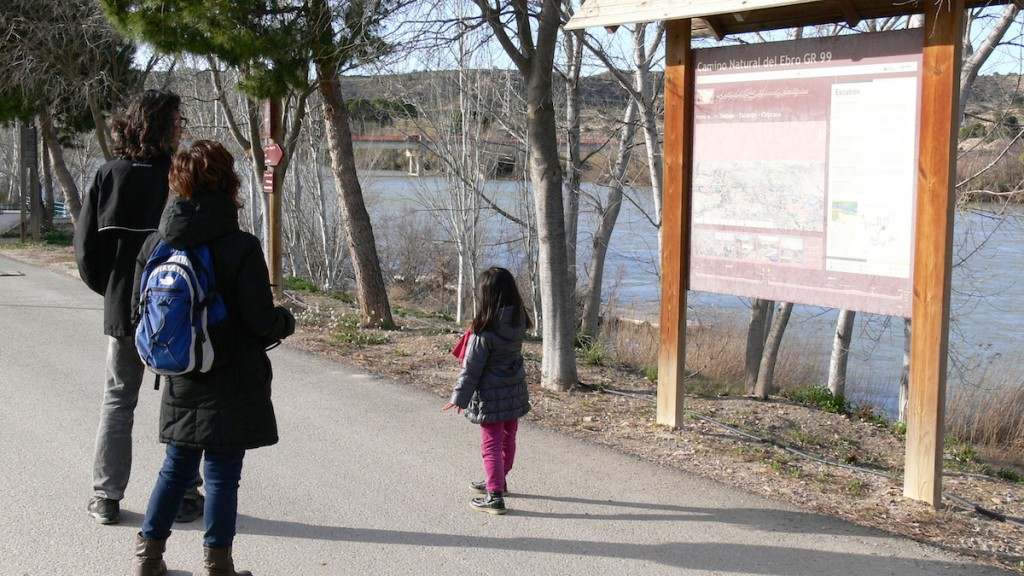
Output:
(470, 493), (506, 515)
(87, 496), (120, 525)
(175, 491), (204, 523)
(470, 480), (508, 495)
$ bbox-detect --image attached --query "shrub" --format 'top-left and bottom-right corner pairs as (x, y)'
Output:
(284, 275), (320, 292)
(782, 386), (850, 415)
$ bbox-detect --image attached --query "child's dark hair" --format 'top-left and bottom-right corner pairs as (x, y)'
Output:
(470, 267), (532, 333)
(110, 90), (181, 161)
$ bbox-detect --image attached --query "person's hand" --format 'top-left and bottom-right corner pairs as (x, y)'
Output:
(279, 307), (296, 337)
(441, 403), (462, 414)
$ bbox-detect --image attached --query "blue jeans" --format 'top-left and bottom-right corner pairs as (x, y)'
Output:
(142, 445), (245, 548)
(92, 336), (145, 500)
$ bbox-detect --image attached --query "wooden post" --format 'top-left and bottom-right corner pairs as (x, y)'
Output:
(657, 19), (694, 427)
(267, 98), (284, 300)
(905, 0), (963, 506)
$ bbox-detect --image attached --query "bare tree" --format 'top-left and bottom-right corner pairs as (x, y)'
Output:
(744, 299), (772, 395)
(754, 301), (793, 399)
(827, 309), (856, 398)
(580, 100), (637, 338)
(1, 0), (145, 223)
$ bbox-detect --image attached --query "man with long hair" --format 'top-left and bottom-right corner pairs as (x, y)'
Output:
(75, 89), (202, 525)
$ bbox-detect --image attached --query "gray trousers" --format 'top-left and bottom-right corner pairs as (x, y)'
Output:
(92, 336), (144, 500)
(92, 336), (201, 500)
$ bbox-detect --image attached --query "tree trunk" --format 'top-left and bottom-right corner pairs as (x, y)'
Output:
(827, 309), (856, 398)
(563, 29), (584, 302)
(525, 2), (577, 390)
(38, 110), (81, 223)
(744, 298), (771, 394)
(527, 83), (578, 389)
(316, 62), (394, 329)
(634, 24), (665, 252)
(754, 301), (793, 399)
(580, 100), (637, 338)
(41, 129), (54, 228)
(89, 91), (112, 162)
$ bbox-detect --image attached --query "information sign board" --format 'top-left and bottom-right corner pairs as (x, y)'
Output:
(690, 29), (923, 317)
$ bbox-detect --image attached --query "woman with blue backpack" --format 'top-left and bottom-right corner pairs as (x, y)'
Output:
(130, 140), (295, 576)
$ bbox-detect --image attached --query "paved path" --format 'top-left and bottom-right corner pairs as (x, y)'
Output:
(0, 251), (1014, 576)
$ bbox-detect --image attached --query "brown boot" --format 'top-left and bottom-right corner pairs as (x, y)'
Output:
(134, 534), (168, 576)
(204, 546), (253, 576)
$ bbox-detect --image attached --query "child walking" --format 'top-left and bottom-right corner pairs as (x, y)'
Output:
(442, 267), (532, 515)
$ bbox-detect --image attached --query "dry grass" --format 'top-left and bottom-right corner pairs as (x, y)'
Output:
(600, 314), (830, 396)
(600, 311), (1024, 467)
(948, 376), (1024, 455)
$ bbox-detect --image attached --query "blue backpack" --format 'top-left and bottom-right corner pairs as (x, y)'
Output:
(135, 241), (227, 377)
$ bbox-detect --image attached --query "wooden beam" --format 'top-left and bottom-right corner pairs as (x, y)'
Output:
(702, 16), (727, 40)
(904, 0), (963, 507)
(835, 0), (862, 27)
(657, 19), (694, 428)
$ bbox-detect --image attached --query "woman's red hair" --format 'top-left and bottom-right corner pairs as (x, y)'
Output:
(169, 140), (242, 208)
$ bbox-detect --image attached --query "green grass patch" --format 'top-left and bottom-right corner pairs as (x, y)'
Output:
(789, 430), (821, 446)
(844, 480), (869, 496)
(995, 469), (1024, 484)
(331, 330), (390, 346)
(782, 386), (850, 415)
(1, 228), (73, 246)
(284, 275), (320, 292)
(579, 342), (607, 366)
(391, 305), (453, 321)
(641, 365), (658, 382)
(283, 276), (356, 304)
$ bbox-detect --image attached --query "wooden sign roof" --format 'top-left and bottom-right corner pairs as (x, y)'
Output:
(564, 0), (1017, 37)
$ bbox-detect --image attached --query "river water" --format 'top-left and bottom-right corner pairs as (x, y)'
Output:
(358, 171), (1023, 414)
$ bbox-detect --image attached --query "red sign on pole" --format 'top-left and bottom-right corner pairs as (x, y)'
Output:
(263, 169), (275, 194)
(264, 143), (283, 167)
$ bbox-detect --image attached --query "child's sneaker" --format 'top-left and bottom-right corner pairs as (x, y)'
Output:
(470, 480), (508, 494)
(470, 492), (506, 515)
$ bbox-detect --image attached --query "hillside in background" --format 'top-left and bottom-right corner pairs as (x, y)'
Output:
(343, 69), (635, 113)
(345, 70), (1022, 116)
(342, 70), (1024, 196)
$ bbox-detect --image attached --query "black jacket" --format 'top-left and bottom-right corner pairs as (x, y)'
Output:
(75, 157), (172, 336)
(450, 307), (531, 424)
(133, 194), (295, 451)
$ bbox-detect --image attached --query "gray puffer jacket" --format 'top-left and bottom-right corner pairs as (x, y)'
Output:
(450, 307), (530, 424)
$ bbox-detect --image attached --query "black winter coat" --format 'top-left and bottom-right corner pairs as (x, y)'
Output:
(450, 307), (531, 424)
(75, 157), (171, 336)
(132, 194), (295, 452)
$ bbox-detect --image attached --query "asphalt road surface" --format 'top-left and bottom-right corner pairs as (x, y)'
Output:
(0, 251), (1014, 576)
